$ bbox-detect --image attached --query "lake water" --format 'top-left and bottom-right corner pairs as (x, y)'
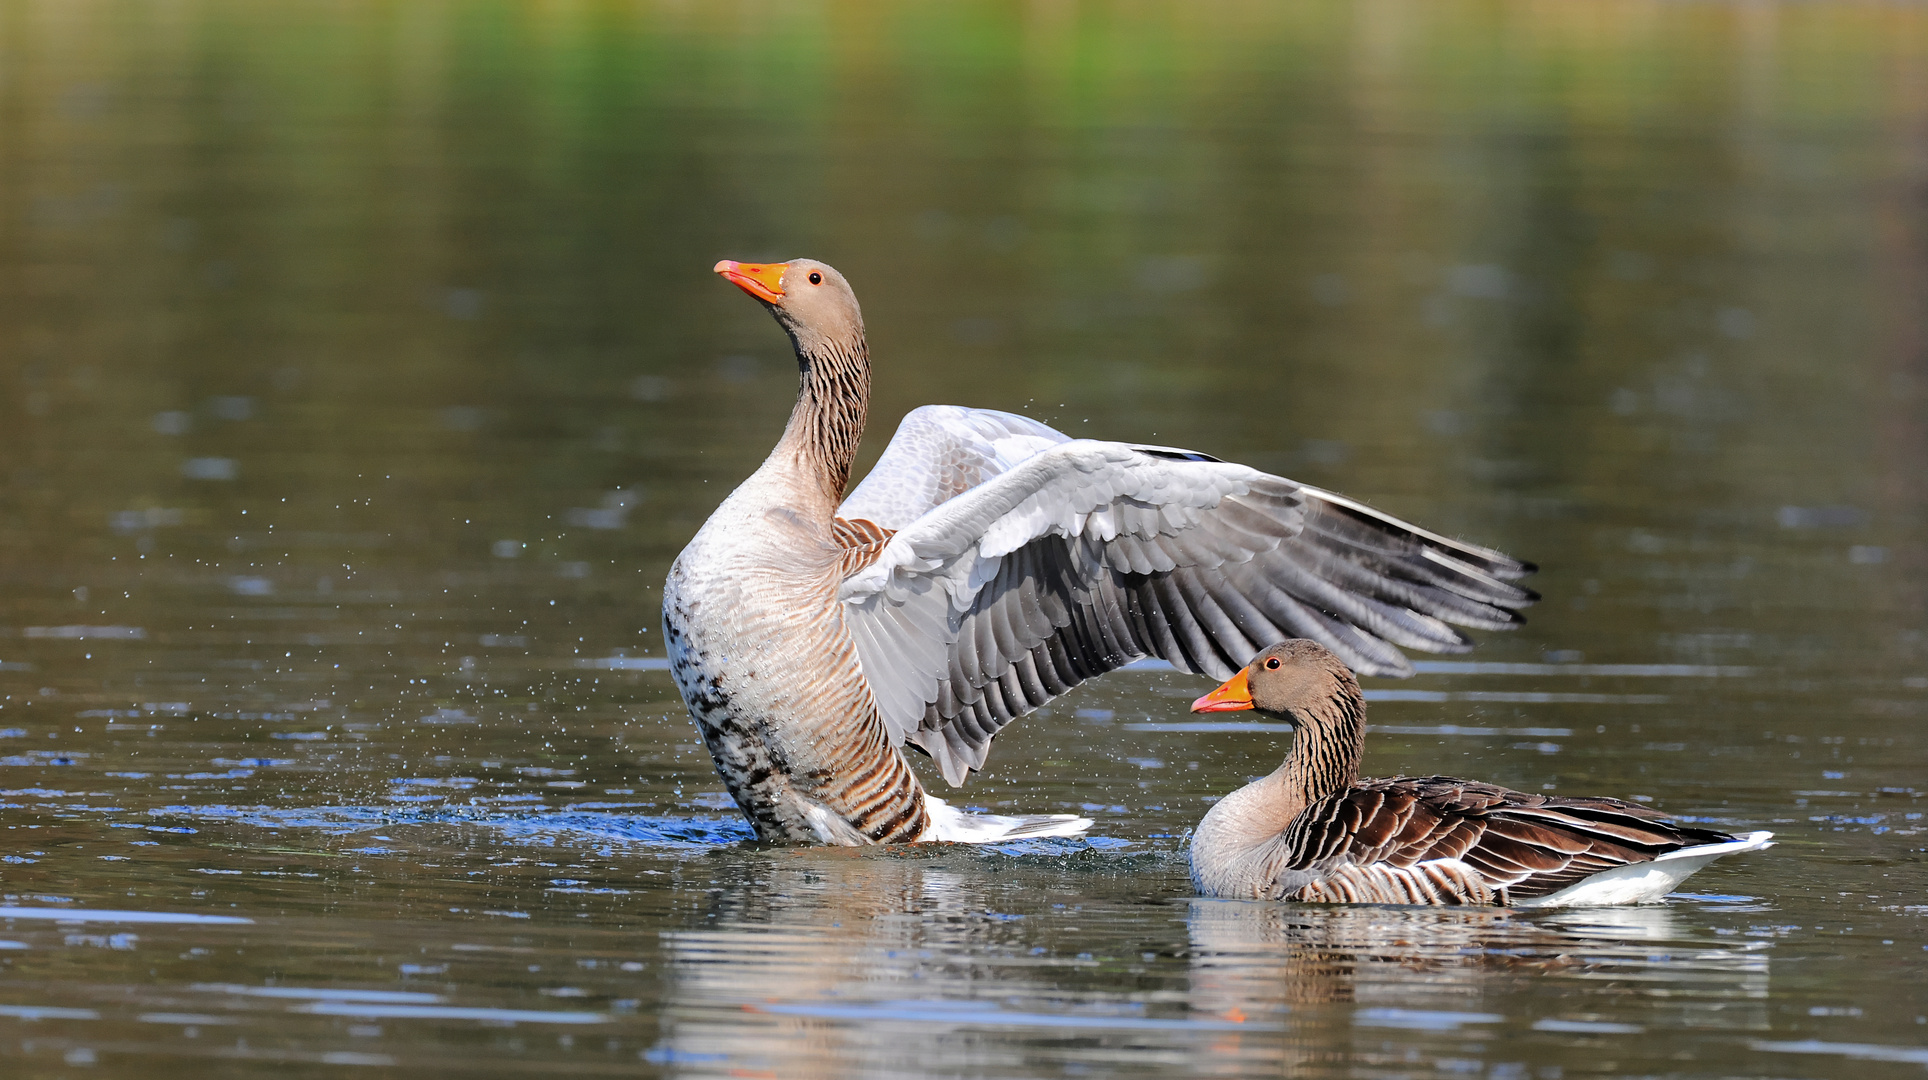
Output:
(3, 2), (1926, 1076)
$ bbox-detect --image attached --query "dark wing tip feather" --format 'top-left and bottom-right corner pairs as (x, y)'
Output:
(1130, 445), (1226, 464)
(872, 450), (1540, 785)
(1302, 488), (1536, 583)
(1285, 490), (1537, 644)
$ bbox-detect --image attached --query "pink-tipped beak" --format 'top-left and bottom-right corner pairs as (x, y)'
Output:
(714, 259), (786, 303)
(1191, 668), (1255, 712)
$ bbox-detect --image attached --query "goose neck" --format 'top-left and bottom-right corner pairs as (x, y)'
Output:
(772, 333), (871, 510)
(1277, 683), (1366, 807)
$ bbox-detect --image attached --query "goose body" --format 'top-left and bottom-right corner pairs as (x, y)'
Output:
(1187, 640), (1772, 906)
(667, 258), (1538, 846)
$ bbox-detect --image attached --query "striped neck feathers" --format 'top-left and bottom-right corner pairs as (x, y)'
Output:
(774, 332), (871, 507)
(1276, 671), (1366, 808)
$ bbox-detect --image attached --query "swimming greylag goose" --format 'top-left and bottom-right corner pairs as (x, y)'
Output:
(1188, 640), (1773, 905)
(664, 258), (1538, 846)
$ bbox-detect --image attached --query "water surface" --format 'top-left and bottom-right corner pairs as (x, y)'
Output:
(2, 2), (1926, 1076)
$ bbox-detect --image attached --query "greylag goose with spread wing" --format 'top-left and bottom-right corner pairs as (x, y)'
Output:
(664, 258), (1538, 846)
(1188, 640), (1773, 905)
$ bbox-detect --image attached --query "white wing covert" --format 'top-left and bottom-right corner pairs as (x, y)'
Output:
(837, 405), (1069, 531)
(838, 416), (1538, 787)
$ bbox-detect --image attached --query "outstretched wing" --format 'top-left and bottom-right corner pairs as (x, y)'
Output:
(837, 416), (1536, 786)
(838, 405), (1071, 530)
(1282, 778), (1734, 899)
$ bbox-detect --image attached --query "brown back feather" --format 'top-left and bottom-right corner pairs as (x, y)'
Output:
(834, 517), (896, 578)
(1282, 774), (1741, 900)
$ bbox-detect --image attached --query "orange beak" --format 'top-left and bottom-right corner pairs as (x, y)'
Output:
(714, 260), (787, 304)
(1191, 668), (1255, 713)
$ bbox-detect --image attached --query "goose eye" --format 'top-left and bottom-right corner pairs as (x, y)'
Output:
(1264, 657), (1282, 670)
(808, 271), (822, 285)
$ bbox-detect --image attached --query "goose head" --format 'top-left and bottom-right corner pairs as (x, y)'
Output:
(714, 257), (865, 362)
(1190, 639), (1358, 725)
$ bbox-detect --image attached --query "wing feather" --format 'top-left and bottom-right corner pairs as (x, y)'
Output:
(838, 411), (1535, 784)
(1279, 777), (1738, 900)
(840, 405), (1072, 529)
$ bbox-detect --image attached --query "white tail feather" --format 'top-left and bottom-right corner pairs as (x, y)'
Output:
(916, 795), (1093, 843)
(1515, 831), (1774, 909)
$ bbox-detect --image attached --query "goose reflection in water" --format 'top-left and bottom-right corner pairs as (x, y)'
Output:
(643, 854), (1771, 1079)
(648, 855), (1251, 1078)
(1185, 899), (1770, 1071)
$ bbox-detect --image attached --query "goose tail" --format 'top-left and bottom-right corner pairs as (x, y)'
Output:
(916, 795), (1093, 843)
(1515, 831), (1774, 909)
